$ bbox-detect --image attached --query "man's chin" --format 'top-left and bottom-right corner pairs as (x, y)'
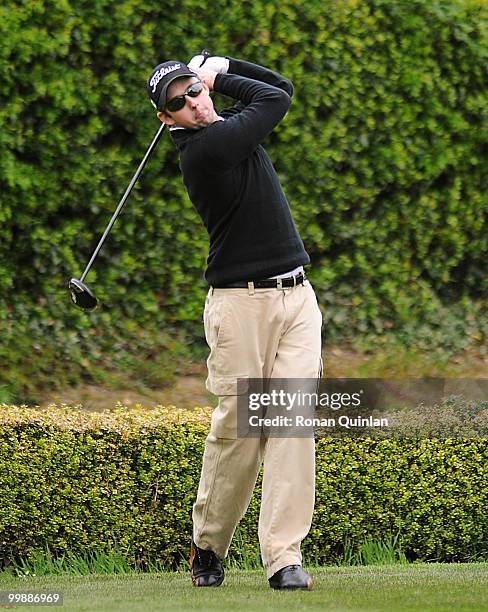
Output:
(177, 114), (217, 129)
(194, 115), (212, 128)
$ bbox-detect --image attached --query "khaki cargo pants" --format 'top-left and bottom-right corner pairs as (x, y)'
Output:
(193, 279), (322, 578)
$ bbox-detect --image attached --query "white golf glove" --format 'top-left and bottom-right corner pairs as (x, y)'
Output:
(188, 54), (229, 74)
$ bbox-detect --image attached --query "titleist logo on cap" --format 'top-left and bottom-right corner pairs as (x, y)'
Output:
(150, 63), (181, 93)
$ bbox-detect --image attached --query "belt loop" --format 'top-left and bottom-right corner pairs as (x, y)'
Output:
(210, 286), (214, 296)
(293, 274), (297, 287)
(248, 281), (255, 295)
(277, 277), (283, 290)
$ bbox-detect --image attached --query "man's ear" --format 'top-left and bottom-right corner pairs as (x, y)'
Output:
(157, 110), (175, 126)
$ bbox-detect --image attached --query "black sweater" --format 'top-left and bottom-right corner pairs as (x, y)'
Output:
(170, 58), (310, 285)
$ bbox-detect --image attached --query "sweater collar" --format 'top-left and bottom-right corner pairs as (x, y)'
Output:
(169, 116), (225, 148)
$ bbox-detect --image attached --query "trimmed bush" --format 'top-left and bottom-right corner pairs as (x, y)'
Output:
(0, 0), (487, 400)
(0, 405), (486, 567)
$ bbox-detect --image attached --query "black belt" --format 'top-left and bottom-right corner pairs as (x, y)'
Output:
(213, 272), (307, 289)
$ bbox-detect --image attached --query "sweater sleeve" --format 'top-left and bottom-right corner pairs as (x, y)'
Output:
(202, 72), (291, 168)
(226, 57), (294, 98)
(217, 58), (294, 118)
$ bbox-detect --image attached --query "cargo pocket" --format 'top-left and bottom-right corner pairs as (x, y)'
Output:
(203, 296), (227, 350)
(206, 375), (249, 439)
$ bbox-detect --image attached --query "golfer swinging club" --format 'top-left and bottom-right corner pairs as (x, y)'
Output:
(147, 53), (322, 590)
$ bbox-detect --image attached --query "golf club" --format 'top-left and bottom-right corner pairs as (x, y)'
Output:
(69, 49), (210, 311)
(68, 49), (210, 310)
(68, 121), (166, 310)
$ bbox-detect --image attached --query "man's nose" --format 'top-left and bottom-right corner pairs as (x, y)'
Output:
(187, 95), (199, 109)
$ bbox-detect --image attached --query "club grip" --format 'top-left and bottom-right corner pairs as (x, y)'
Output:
(198, 49), (211, 67)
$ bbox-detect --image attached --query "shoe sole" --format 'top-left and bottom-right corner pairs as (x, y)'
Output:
(269, 577), (313, 591)
(191, 574), (225, 587)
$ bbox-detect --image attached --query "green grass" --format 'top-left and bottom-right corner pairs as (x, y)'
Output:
(0, 533), (409, 577)
(0, 564), (487, 611)
(3, 548), (171, 577)
(342, 533), (408, 566)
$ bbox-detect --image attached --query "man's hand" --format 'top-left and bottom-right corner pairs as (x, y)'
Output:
(188, 54), (229, 74)
(187, 53), (229, 92)
(194, 68), (217, 92)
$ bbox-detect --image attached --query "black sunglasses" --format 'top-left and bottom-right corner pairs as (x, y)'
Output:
(165, 81), (204, 112)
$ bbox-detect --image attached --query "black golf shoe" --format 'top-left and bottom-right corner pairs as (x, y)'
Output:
(268, 564), (313, 590)
(189, 541), (224, 587)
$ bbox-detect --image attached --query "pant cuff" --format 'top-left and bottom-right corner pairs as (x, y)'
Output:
(193, 534), (227, 560)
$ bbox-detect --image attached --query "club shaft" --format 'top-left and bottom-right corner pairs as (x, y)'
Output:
(80, 122), (166, 283)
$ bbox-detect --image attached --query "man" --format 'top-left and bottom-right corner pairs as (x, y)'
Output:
(147, 54), (322, 590)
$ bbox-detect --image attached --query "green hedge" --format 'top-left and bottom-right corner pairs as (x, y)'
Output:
(0, 405), (487, 567)
(0, 0), (487, 401)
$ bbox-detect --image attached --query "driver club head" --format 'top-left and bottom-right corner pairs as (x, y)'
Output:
(68, 278), (98, 311)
